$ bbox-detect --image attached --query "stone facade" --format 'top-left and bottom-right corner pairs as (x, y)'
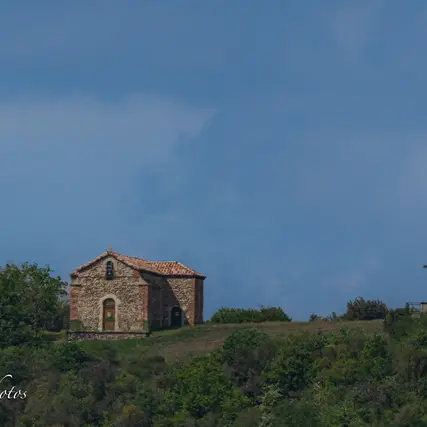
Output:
(69, 251), (205, 333)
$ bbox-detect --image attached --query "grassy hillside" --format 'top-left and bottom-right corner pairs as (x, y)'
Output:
(5, 314), (427, 426)
(0, 262), (410, 426)
(79, 319), (384, 362)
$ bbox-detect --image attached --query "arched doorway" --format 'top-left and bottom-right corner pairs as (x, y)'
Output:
(170, 306), (182, 327)
(103, 298), (115, 331)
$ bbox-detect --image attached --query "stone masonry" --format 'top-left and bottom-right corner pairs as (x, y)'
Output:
(69, 250), (206, 333)
(68, 332), (149, 341)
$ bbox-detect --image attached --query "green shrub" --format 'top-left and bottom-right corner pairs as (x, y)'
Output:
(210, 306), (291, 324)
(52, 342), (91, 372)
(221, 328), (277, 393)
(126, 355), (166, 380)
(40, 330), (64, 343)
(2, 296), (427, 427)
(69, 319), (84, 331)
(309, 313), (329, 322)
(142, 320), (150, 331)
(383, 306), (413, 337)
(0, 346), (32, 384)
(266, 333), (327, 396)
(342, 297), (388, 321)
(46, 300), (70, 332)
(164, 353), (233, 419)
(259, 306), (291, 322)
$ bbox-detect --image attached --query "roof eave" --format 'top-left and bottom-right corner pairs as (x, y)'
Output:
(71, 271), (206, 279)
(70, 251), (206, 279)
(137, 267), (166, 278)
(163, 274), (207, 279)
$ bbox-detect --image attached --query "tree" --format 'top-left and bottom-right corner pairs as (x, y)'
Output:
(221, 328), (276, 395)
(342, 296), (388, 321)
(0, 262), (67, 348)
(47, 299), (70, 332)
(258, 384), (282, 427)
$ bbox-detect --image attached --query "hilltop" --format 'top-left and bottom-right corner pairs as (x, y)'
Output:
(78, 319), (384, 362)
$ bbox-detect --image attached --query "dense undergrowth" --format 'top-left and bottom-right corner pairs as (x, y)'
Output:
(210, 306), (292, 324)
(1, 262), (424, 426)
(0, 311), (426, 426)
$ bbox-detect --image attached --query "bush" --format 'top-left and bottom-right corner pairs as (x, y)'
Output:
(383, 306), (413, 337)
(40, 331), (65, 343)
(69, 319), (84, 331)
(52, 342), (91, 372)
(210, 306), (291, 324)
(3, 297), (427, 426)
(0, 346), (32, 384)
(221, 328), (276, 395)
(221, 328), (275, 370)
(342, 297), (388, 321)
(164, 353), (234, 419)
(46, 300), (70, 332)
(266, 333), (327, 396)
(259, 306), (291, 322)
(309, 314), (329, 322)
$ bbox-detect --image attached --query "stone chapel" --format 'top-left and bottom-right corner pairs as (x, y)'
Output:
(69, 248), (205, 332)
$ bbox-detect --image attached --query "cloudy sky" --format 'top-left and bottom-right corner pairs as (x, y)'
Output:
(1, 0), (427, 320)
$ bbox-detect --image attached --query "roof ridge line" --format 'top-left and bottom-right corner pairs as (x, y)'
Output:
(71, 251), (206, 278)
(117, 253), (147, 261)
(148, 260), (178, 263)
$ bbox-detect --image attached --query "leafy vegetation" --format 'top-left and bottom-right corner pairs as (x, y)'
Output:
(0, 263), (67, 348)
(69, 319), (85, 332)
(211, 306), (291, 324)
(342, 296), (389, 321)
(309, 297), (389, 323)
(0, 313), (426, 426)
(2, 261), (427, 426)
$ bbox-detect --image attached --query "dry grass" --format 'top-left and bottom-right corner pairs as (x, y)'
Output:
(152, 320), (383, 361)
(81, 320), (384, 363)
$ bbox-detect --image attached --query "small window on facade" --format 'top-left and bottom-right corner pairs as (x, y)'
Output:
(106, 261), (114, 280)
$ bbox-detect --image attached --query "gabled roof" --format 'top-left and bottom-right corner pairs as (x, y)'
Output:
(70, 251), (206, 279)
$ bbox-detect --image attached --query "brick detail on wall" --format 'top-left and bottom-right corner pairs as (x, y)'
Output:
(69, 255), (205, 332)
(69, 286), (81, 321)
(189, 278), (197, 326)
(199, 279), (204, 323)
(194, 279), (204, 324)
(142, 285), (151, 322)
(137, 285), (144, 329)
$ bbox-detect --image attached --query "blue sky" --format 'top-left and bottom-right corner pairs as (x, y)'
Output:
(1, 0), (427, 320)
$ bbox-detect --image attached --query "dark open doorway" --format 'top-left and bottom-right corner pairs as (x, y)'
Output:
(170, 306), (182, 327)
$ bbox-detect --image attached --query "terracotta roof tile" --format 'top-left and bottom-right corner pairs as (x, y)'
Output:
(71, 251), (205, 278)
(147, 261), (205, 277)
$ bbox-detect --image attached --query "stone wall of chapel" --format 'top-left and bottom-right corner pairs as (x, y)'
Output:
(194, 278), (204, 324)
(163, 277), (196, 325)
(70, 256), (145, 332)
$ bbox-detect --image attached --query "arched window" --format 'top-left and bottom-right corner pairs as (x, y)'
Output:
(106, 261), (114, 280)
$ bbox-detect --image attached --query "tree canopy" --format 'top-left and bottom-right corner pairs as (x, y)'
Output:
(0, 263), (67, 348)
